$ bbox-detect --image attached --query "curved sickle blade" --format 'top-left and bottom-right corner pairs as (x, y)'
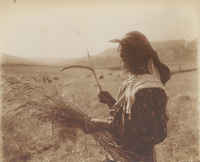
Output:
(60, 65), (102, 90)
(61, 65), (94, 73)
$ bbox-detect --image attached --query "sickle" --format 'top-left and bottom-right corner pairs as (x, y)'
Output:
(60, 65), (102, 90)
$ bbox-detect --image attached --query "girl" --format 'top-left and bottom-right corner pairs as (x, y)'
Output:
(84, 31), (171, 162)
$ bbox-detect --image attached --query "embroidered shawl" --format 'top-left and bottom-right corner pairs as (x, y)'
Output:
(111, 59), (167, 116)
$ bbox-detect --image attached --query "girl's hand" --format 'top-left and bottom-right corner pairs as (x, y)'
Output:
(82, 118), (111, 134)
(97, 90), (116, 108)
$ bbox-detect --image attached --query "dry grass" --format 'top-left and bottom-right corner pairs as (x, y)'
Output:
(1, 73), (140, 161)
(1, 65), (199, 162)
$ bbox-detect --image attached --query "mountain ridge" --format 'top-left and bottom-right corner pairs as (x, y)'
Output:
(1, 39), (197, 69)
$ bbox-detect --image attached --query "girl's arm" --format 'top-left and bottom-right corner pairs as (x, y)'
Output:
(97, 91), (116, 108)
(83, 118), (111, 134)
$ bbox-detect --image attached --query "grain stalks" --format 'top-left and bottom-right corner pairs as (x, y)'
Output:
(1, 74), (139, 161)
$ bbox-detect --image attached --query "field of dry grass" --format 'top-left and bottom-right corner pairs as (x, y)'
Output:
(0, 64), (199, 162)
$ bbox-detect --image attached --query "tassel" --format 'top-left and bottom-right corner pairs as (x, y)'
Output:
(127, 113), (132, 120)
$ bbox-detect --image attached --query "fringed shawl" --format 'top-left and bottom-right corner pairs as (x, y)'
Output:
(111, 59), (168, 118)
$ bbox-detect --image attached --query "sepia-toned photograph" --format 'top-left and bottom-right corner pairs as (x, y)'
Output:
(0, 0), (199, 161)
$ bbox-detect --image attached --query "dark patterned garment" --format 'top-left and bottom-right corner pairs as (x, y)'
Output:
(109, 88), (167, 162)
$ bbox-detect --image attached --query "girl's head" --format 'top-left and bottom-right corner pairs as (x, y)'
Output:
(119, 31), (153, 75)
(110, 31), (171, 84)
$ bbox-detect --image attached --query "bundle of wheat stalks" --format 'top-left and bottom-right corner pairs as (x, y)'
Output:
(1, 73), (139, 161)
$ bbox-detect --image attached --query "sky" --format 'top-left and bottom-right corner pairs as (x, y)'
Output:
(0, 0), (199, 59)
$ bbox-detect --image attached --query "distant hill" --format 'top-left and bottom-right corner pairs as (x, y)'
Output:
(151, 39), (197, 62)
(1, 39), (197, 71)
(0, 53), (45, 66)
(57, 39), (198, 70)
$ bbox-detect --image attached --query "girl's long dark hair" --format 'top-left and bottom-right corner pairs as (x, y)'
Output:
(119, 31), (171, 85)
(151, 51), (171, 85)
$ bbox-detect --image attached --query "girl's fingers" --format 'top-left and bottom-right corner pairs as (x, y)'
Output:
(97, 90), (113, 104)
(99, 97), (106, 103)
(97, 90), (109, 96)
(97, 90), (101, 95)
(97, 93), (106, 99)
